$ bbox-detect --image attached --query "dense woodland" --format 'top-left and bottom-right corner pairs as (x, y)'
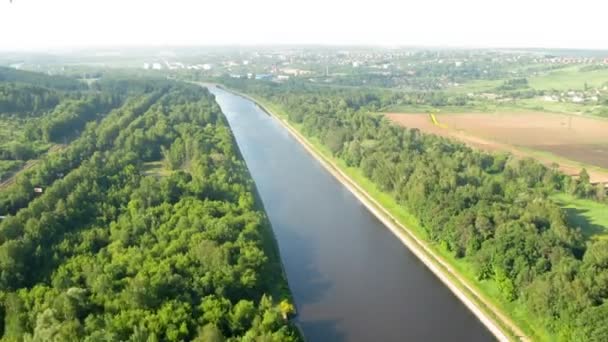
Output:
(0, 72), (299, 341)
(0, 68), (125, 181)
(0, 68), (86, 92)
(223, 78), (608, 341)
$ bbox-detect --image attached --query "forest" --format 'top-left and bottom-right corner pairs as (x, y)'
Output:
(0, 71), (299, 341)
(220, 78), (608, 341)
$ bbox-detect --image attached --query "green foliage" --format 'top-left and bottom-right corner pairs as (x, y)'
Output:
(0, 83), (61, 115)
(494, 266), (516, 301)
(161, 138), (191, 170)
(36, 96), (118, 143)
(227, 79), (608, 340)
(279, 300), (295, 319)
(570, 303), (608, 341)
(194, 324), (225, 342)
(0, 75), (300, 341)
(0, 67), (85, 91)
(498, 78), (529, 91)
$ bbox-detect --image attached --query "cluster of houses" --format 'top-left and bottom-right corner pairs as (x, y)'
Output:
(543, 88), (606, 104)
(534, 57), (608, 65)
(142, 61), (213, 71)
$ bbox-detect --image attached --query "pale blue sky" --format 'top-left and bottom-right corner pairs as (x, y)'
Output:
(1, 0), (607, 51)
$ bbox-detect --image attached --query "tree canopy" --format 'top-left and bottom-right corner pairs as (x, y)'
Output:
(223, 78), (608, 340)
(0, 76), (300, 341)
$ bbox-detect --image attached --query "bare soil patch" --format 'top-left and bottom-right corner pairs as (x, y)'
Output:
(386, 112), (608, 183)
(535, 144), (608, 169)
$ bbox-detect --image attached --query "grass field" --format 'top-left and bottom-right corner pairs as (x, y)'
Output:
(383, 102), (531, 114)
(515, 97), (594, 114)
(449, 79), (503, 93)
(528, 66), (608, 91)
(385, 96), (605, 119)
(451, 66), (608, 94)
(552, 193), (608, 241)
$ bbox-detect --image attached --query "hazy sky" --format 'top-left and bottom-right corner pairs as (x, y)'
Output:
(1, 0), (607, 51)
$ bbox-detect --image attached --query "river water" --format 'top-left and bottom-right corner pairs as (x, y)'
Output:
(209, 86), (494, 342)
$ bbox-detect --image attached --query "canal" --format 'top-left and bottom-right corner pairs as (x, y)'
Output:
(209, 86), (494, 342)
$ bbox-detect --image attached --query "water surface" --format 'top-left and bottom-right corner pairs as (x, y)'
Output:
(210, 86), (494, 342)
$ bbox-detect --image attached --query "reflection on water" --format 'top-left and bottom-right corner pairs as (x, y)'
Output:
(209, 86), (495, 342)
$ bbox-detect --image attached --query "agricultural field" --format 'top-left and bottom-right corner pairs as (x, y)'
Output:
(451, 65), (608, 93)
(386, 111), (608, 183)
(528, 66), (608, 91)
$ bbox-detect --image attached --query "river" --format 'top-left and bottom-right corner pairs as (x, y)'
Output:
(209, 86), (495, 342)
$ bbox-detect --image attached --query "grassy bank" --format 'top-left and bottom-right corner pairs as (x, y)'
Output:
(241, 92), (555, 341)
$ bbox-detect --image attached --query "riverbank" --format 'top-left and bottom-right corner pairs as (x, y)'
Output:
(205, 85), (302, 339)
(219, 86), (528, 342)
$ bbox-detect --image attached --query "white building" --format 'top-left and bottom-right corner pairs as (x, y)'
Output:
(543, 95), (558, 102)
(571, 96), (584, 103)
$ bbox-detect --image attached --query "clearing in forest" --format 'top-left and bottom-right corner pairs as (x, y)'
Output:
(0, 144), (66, 189)
(551, 193), (608, 241)
(142, 161), (174, 178)
(386, 111), (608, 183)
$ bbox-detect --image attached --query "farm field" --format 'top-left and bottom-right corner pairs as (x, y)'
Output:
(386, 111), (608, 183)
(451, 66), (608, 93)
(528, 66), (608, 90)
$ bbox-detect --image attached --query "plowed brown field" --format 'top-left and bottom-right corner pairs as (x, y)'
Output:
(386, 112), (608, 183)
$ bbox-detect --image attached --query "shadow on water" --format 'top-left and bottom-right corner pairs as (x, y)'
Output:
(277, 226), (332, 304)
(297, 319), (347, 342)
(271, 216), (345, 340)
(209, 85), (495, 342)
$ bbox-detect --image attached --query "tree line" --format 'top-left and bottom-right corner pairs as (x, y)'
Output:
(222, 78), (608, 341)
(0, 70), (172, 186)
(0, 67), (86, 92)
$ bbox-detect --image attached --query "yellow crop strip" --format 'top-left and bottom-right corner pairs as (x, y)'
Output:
(430, 113), (448, 128)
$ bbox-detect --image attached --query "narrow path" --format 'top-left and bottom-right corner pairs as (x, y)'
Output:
(0, 144), (65, 189)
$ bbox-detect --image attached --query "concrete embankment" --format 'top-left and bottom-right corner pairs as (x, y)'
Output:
(221, 86), (526, 342)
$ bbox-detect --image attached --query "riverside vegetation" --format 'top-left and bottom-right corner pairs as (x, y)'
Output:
(0, 69), (299, 341)
(220, 78), (608, 341)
